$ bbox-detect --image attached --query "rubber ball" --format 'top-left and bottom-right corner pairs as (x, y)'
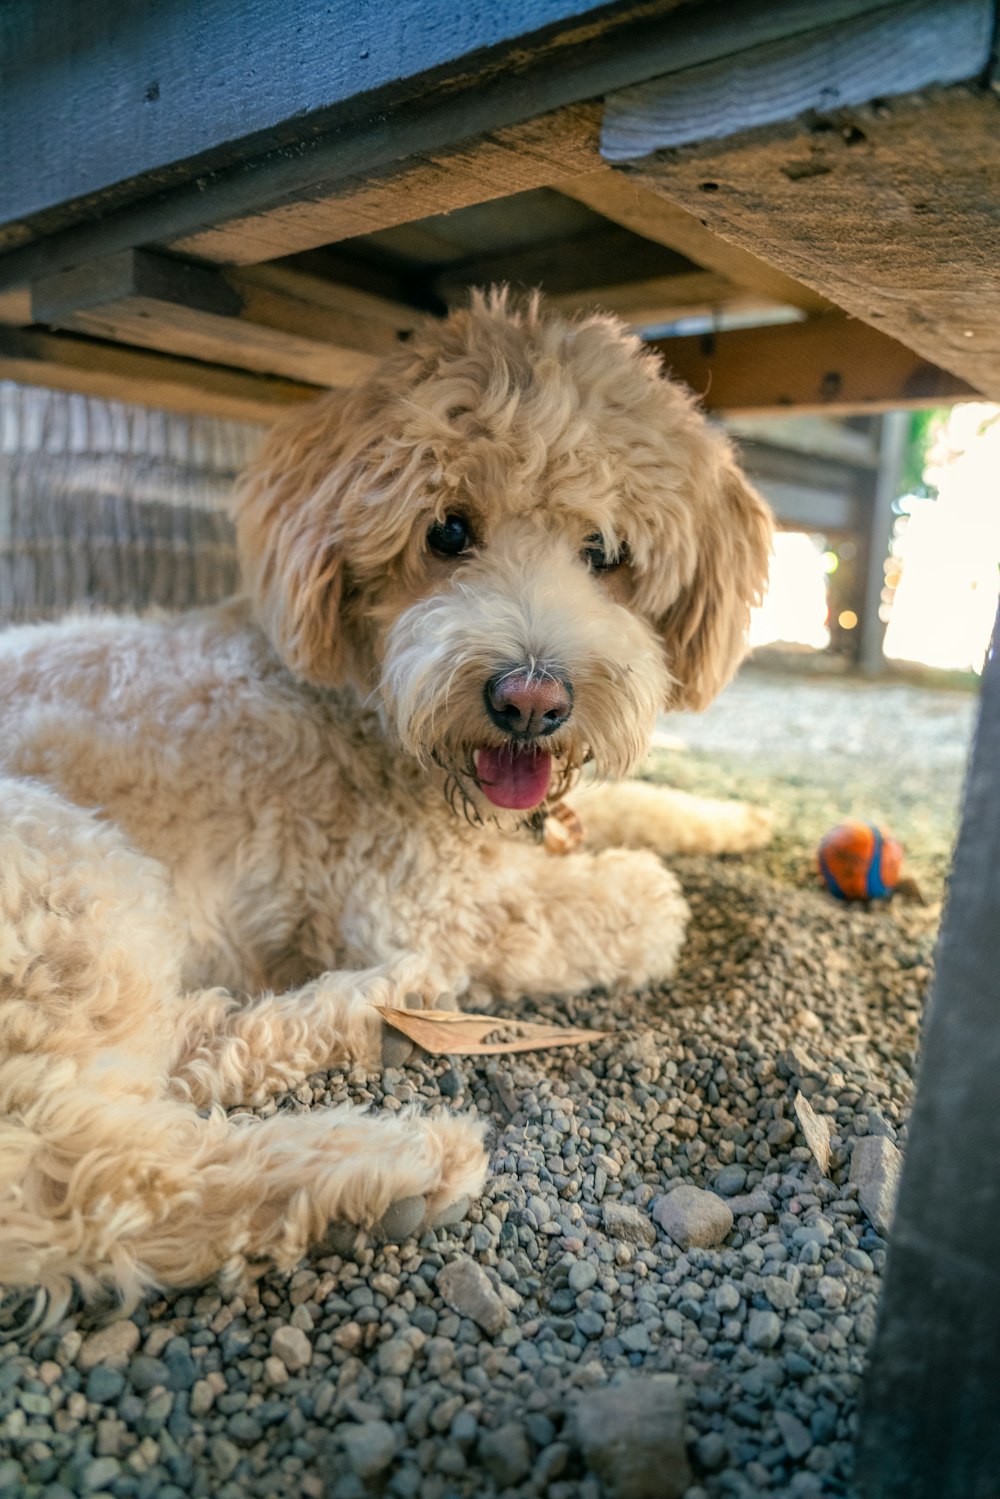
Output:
(817, 820), (903, 902)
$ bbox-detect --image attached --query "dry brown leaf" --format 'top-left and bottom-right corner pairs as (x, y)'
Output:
(375, 1007), (608, 1056)
(794, 1090), (832, 1176)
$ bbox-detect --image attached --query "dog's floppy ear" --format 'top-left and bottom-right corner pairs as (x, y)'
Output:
(232, 394), (355, 686)
(658, 457), (773, 712)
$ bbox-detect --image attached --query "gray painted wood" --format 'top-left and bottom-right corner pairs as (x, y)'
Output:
(0, 0), (609, 227)
(602, 0), (994, 160)
(0, 0), (902, 289)
(855, 606), (1000, 1497)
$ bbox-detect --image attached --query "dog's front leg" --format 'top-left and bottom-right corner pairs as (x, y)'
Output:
(567, 780), (772, 856)
(469, 846), (691, 1000)
(169, 956), (457, 1108)
(4, 1083), (487, 1304)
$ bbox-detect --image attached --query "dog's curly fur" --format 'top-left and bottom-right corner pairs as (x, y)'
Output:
(0, 291), (772, 1312)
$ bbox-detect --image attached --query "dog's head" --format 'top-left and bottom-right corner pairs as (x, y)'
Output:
(235, 291), (772, 821)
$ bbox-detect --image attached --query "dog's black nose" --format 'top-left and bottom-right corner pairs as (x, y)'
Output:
(485, 669), (572, 738)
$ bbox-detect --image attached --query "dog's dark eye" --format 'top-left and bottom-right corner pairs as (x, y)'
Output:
(583, 534), (627, 572)
(427, 514), (473, 558)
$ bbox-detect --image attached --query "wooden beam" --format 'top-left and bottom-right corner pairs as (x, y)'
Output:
(855, 604), (1000, 1498)
(0, 0), (907, 283)
(31, 250), (421, 388)
(0, 327), (320, 425)
(601, 0), (1000, 396)
(542, 279), (757, 327)
(649, 315), (979, 415)
(168, 104), (605, 266)
(0, 288), (31, 324)
(431, 222), (740, 322)
(559, 171), (830, 312)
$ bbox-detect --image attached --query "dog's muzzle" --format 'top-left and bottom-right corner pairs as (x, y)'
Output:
(474, 666), (573, 811)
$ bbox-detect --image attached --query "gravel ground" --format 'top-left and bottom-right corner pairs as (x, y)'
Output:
(0, 667), (978, 1499)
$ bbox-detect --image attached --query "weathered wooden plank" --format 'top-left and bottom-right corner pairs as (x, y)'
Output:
(431, 220), (738, 321)
(649, 315), (978, 415)
(622, 88), (1000, 397)
(602, 0), (1000, 396)
(0, 0), (905, 281)
(168, 105), (606, 265)
(854, 606), (1000, 1499)
(0, 328), (320, 425)
(602, 0), (994, 159)
(31, 250), (417, 388)
(0, 287), (31, 324)
(559, 171), (830, 312)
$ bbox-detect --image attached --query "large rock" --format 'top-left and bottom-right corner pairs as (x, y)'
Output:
(850, 1135), (903, 1236)
(572, 1376), (691, 1499)
(437, 1258), (509, 1335)
(652, 1185), (734, 1250)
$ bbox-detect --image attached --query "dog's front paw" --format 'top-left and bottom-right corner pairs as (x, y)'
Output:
(716, 800), (773, 853)
(316, 1111), (488, 1252)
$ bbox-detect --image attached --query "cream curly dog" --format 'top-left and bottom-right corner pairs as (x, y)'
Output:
(0, 292), (772, 1311)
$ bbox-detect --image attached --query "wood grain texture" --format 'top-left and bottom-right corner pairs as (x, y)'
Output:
(0, 328), (320, 424)
(0, 288), (31, 324)
(649, 315), (978, 415)
(31, 250), (413, 388)
(0, 0), (899, 282)
(559, 171), (831, 311)
(602, 0), (994, 159)
(621, 87), (1000, 396)
(0, 0), (622, 230)
(167, 104), (605, 264)
(430, 217), (738, 319)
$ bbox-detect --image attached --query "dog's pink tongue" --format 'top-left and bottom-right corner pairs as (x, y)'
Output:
(475, 746), (552, 810)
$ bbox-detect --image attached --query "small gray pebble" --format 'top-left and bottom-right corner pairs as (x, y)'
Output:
(342, 1420), (397, 1479)
(712, 1165), (748, 1197)
(378, 1194), (427, 1240)
(603, 1201), (657, 1248)
(568, 1261), (599, 1294)
(746, 1309), (783, 1350)
(479, 1422), (532, 1487)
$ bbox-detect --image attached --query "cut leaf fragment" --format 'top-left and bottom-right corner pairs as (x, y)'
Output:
(376, 1007), (608, 1057)
(794, 1090), (833, 1177)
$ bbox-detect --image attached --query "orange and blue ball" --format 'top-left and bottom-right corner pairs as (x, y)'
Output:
(817, 821), (903, 902)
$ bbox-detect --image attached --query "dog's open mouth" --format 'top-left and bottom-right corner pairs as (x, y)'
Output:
(474, 745), (552, 810)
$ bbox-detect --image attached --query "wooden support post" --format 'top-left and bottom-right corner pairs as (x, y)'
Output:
(858, 411), (909, 675)
(855, 606), (1000, 1498)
